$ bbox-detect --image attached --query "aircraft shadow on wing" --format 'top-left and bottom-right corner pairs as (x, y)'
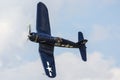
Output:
(28, 2), (88, 78)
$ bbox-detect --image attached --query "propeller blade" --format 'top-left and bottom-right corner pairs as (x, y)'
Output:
(27, 24), (31, 41)
(29, 24), (31, 34)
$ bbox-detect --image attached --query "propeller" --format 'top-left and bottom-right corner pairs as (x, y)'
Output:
(28, 24), (31, 35)
(27, 24), (31, 41)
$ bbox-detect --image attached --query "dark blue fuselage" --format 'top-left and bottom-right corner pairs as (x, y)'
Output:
(29, 32), (79, 48)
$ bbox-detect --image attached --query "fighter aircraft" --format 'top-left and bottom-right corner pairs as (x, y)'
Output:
(28, 2), (87, 78)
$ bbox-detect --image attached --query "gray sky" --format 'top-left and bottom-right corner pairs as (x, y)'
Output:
(0, 0), (120, 80)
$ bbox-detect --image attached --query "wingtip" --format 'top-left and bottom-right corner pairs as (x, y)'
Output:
(82, 58), (87, 62)
(47, 74), (56, 78)
(37, 2), (46, 7)
(83, 59), (87, 62)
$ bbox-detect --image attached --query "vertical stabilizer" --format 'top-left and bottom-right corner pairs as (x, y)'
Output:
(78, 32), (87, 61)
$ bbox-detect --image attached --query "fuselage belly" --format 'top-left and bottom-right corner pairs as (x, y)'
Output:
(29, 33), (78, 48)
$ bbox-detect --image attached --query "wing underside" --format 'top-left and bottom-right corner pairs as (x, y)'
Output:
(36, 2), (51, 35)
(36, 2), (56, 78)
(39, 44), (56, 78)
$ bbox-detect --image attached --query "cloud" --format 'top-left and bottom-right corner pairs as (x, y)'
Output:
(111, 68), (120, 80)
(0, 21), (13, 53)
(0, 0), (38, 69)
(0, 52), (120, 80)
(55, 52), (113, 80)
(0, 59), (44, 80)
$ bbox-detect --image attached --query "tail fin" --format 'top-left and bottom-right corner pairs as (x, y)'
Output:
(78, 32), (87, 61)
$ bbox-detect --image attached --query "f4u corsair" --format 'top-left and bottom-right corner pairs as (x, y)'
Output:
(28, 2), (87, 78)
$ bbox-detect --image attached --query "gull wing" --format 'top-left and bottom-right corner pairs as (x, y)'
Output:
(36, 2), (51, 35)
(39, 44), (56, 78)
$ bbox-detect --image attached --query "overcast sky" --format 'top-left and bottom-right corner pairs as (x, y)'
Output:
(0, 0), (120, 80)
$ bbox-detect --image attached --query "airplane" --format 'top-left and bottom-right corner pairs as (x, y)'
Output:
(28, 2), (88, 78)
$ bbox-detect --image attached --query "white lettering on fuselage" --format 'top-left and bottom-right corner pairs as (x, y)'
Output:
(55, 43), (74, 48)
(65, 44), (70, 48)
(46, 61), (52, 76)
(61, 44), (65, 47)
(70, 46), (73, 48)
(55, 43), (61, 46)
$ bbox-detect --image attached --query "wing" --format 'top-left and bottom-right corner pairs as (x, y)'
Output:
(39, 43), (56, 78)
(36, 2), (51, 35)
